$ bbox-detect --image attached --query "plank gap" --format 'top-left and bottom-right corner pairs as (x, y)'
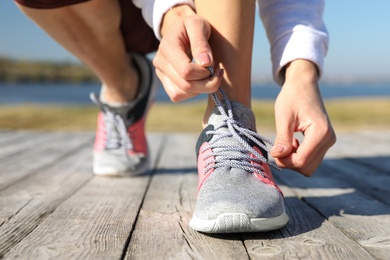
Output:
(120, 134), (169, 260)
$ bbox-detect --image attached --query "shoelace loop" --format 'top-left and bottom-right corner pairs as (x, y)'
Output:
(202, 88), (281, 176)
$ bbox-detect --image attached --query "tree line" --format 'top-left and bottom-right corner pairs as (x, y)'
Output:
(0, 56), (98, 83)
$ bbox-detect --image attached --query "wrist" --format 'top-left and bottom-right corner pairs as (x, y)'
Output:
(160, 5), (195, 37)
(284, 59), (319, 84)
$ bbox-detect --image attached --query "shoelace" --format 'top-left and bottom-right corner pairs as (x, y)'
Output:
(90, 93), (133, 153)
(202, 88), (281, 177)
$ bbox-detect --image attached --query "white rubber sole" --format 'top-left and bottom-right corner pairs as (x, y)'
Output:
(93, 156), (150, 177)
(93, 165), (149, 177)
(189, 212), (289, 233)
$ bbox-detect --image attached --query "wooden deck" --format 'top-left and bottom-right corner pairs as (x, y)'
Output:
(0, 130), (390, 259)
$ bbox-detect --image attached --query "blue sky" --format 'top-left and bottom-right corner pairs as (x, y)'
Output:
(1, 1), (390, 82)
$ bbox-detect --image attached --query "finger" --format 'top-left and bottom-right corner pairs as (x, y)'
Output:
(154, 54), (223, 95)
(184, 17), (213, 67)
(291, 138), (299, 153)
(271, 116), (295, 158)
(156, 45), (213, 82)
(175, 67), (223, 94)
(275, 128), (330, 176)
(292, 126), (335, 176)
(156, 67), (223, 102)
(275, 147), (324, 176)
(156, 69), (198, 102)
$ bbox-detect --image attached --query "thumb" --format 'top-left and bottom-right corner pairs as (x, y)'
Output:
(271, 126), (295, 158)
(185, 18), (213, 67)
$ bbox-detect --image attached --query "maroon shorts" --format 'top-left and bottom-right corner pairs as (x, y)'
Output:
(14, 0), (159, 54)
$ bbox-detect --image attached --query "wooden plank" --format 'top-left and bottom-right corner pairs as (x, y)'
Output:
(0, 132), (94, 191)
(243, 184), (373, 259)
(348, 155), (390, 177)
(0, 130), (29, 144)
(127, 133), (376, 259)
(1, 131), (388, 259)
(126, 133), (248, 260)
(276, 165), (390, 260)
(3, 177), (148, 259)
(0, 145), (93, 256)
(0, 132), (60, 159)
(0, 132), (93, 167)
(325, 131), (390, 159)
(357, 131), (390, 143)
(2, 134), (163, 259)
(323, 158), (390, 206)
(339, 131), (390, 175)
(0, 131), (91, 165)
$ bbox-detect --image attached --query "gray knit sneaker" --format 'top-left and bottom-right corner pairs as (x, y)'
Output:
(189, 88), (288, 233)
(90, 53), (157, 176)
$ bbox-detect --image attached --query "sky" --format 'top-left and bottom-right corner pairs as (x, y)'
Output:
(1, 1), (390, 83)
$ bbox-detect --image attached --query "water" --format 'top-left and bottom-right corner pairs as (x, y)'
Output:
(0, 82), (389, 105)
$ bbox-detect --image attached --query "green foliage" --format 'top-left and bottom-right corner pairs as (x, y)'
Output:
(0, 56), (98, 83)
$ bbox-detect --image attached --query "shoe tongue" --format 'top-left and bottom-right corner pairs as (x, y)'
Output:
(108, 103), (135, 118)
(206, 101), (258, 159)
(99, 86), (139, 118)
(208, 101), (256, 131)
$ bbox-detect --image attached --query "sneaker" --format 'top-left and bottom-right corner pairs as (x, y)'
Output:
(189, 88), (288, 233)
(90, 53), (157, 176)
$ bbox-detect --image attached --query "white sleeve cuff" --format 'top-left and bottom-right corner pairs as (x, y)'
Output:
(272, 25), (328, 85)
(153, 0), (195, 40)
(258, 0), (328, 85)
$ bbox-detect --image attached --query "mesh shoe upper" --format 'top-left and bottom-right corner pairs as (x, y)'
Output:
(190, 88), (288, 233)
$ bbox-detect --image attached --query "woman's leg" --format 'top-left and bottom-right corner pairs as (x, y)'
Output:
(16, 0), (159, 176)
(189, 0), (289, 234)
(195, 0), (256, 123)
(16, 0), (138, 103)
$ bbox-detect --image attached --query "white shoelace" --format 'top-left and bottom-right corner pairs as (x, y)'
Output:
(90, 93), (133, 152)
(202, 88), (281, 177)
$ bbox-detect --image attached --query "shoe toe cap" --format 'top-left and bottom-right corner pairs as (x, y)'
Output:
(195, 168), (285, 220)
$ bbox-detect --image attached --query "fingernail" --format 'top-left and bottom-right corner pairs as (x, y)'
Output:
(198, 53), (211, 65)
(272, 144), (285, 154)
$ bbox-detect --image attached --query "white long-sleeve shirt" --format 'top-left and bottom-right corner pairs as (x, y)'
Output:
(133, 0), (328, 85)
(132, 0), (195, 40)
(258, 0), (328, 85)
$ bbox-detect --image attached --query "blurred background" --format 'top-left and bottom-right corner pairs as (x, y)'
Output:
(0, 0), (389, 133)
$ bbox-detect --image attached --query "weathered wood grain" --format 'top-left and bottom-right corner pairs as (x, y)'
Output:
(2, 134), (163, 260)
(1, 130), (389, 260)
(126, 134), (249, 260)
(323, 158), (390, 206)
(4, 177), (148, 259)
(0, 130), (28, 144)
(347, 155), (390, 178)
(325, 131), (390, 159)
(276, 165), (390, 260)
(0, 132), (94, 192)
(242, 183), (373, 259)
(0, 132), (64, 160)
(0, 143), (93, 256)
